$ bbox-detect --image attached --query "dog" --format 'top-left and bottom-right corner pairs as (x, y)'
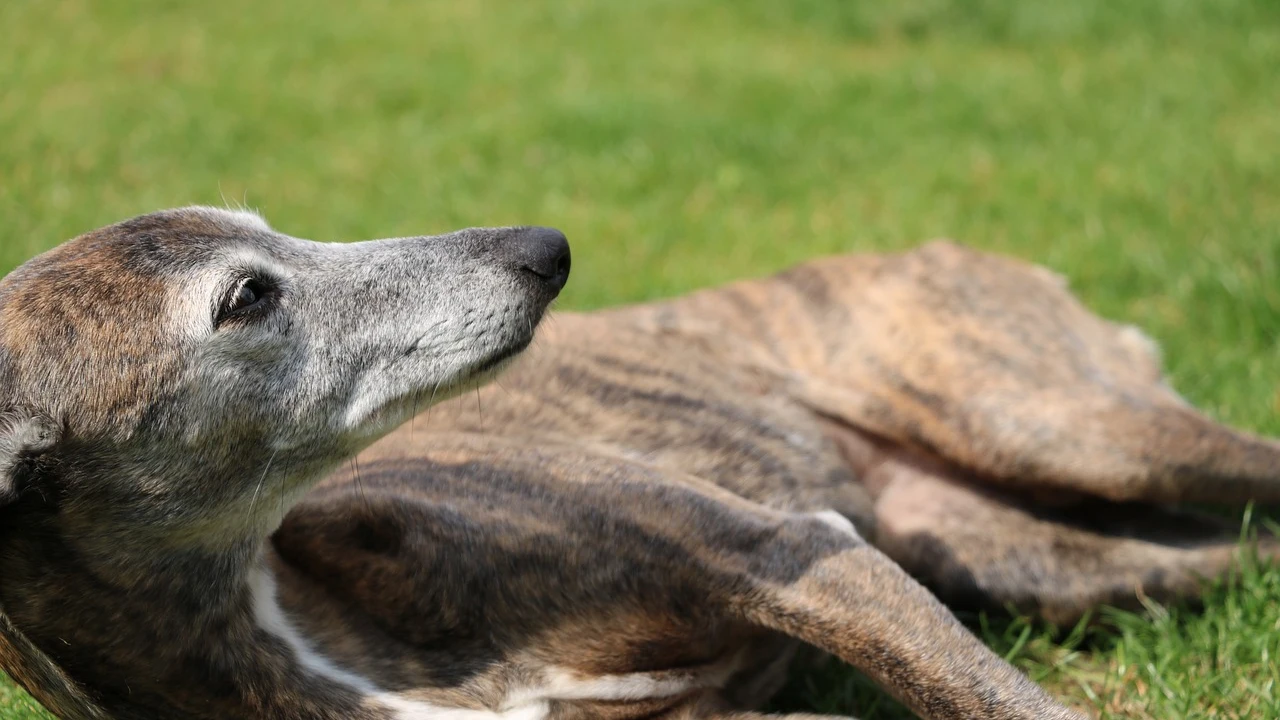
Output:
(1, 208), (1274, 720)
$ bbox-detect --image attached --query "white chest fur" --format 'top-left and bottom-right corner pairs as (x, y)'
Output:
(247, 566), (719, 719)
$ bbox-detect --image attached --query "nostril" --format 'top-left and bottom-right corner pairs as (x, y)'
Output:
(507, 227), (571, 290)
(553, 246), (571, 280)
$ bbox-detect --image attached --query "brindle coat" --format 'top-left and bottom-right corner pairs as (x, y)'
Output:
(0, 209), (1274, 720)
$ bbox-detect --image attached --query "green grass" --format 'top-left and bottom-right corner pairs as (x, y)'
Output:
(2, 0), (1279, 717)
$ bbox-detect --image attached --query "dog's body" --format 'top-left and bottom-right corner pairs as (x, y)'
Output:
(1, 209), (1276, 720)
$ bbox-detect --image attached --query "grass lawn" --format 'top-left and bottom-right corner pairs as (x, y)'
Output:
(2, 0), (1279, 717)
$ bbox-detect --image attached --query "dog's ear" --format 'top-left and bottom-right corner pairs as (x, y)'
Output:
(0, 351), (56, 502)
(0, 409), (58, 505)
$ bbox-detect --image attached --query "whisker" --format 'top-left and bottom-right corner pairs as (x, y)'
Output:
(247, 449), (279, 523)
(423, 381), (442, 430)
(352, 457), (372, 515)
(278, 458), (287, 527)
(411, 386), (421, 437)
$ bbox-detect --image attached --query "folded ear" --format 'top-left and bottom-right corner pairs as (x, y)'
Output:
(0, 411), (59, 504)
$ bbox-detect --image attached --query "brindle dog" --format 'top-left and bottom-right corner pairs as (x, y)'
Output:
(0, 208), (1274, 720)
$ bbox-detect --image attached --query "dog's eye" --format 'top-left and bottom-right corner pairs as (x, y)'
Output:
(230, 280), (262, 312)
(216, 277), (273, 327)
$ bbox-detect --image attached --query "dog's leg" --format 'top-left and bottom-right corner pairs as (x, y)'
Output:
(0, 609), (108, 720)
(727, 525), (1085, 720)
(824, 422), (1277, 625)
(620, 240), (1280, 505)
(783, 241), (1280, 505)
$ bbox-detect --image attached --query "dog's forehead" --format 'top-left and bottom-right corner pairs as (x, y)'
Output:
(117, 205), (275, 245)
(0, 208), (283, 425)
(102, 206), (279, 273)
(1, 207), (283, 325)
(6, 207), (277, 287)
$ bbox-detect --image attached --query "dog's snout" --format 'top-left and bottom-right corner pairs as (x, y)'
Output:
(504, 227), (571, 292)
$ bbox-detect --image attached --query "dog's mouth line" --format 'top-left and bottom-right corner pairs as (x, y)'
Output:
(468, 335), (534, 377)
(385, 327), (540, 425)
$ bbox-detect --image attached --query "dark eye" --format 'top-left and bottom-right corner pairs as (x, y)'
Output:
(216, 277), (273, 327)
(230, 281), (261, 312)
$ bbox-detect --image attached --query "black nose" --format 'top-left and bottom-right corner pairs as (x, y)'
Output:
(507, 227), (571, 292)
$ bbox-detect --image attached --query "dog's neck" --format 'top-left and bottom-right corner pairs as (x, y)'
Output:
(53, 494), (289, 621)
(3, 465), (270, 634)
(0, 459), (391, 719)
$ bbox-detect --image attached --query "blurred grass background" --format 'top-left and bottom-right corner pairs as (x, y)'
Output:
(2, 0), (1279, 718)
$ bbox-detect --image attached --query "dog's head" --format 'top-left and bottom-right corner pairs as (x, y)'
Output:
(0, 207), (569, 544)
